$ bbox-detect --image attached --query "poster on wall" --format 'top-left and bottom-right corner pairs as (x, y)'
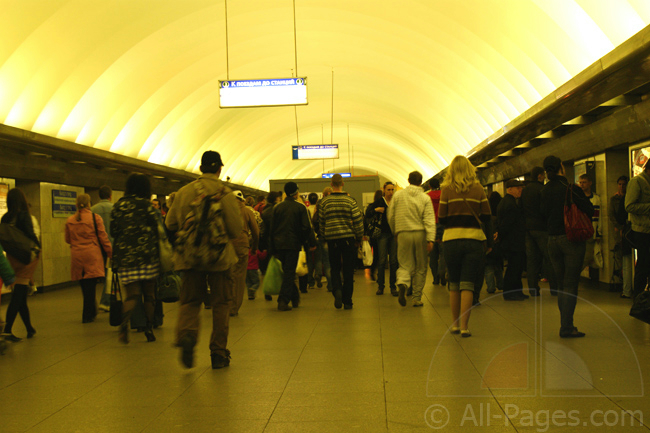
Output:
(52, 190), (77, 218)
(0, 183), (8, 220)
(631, 147), (650, 177)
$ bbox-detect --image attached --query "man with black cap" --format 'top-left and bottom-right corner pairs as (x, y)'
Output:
(269, 181), (317, 311)
(521, 167), (557, 296)
(318, 174), (364, 309)
(540, 155), (594, 338)
(166, 150), (242, 368)
(496, 178), (527, 300)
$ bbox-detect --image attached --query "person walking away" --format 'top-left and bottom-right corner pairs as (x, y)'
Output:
(578, 173), (602, 284)
(229, 191), (259, 316)
(438, 156), (492, 337)
(540, 156), (594, 338)
(165, 151), (241, 369)
(269, 182), (317, 311)
(610, 176), (633, 298)
(388, 172), (436, 307)
(91, 185), (114, 311)
(312, 187), (333, 291)
(521, 167), (557, 296)
(496, 180), (528, 300)
(259, 191), (282, 300)
(484, 192), (504, 294)
(111, 174), (163, 344)
(318, 174), (364, 309)
(625, 162), (650, 298)
(366, 182), (398, 295)
(1, 188), (39, 342)
(66, 194), (113, 323)
(427, 178), (447, 287)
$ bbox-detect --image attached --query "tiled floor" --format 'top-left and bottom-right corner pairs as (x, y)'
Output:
(1, 272), (649, 432)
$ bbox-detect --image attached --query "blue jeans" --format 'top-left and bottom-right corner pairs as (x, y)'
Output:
(484, 262), (503, 293)
(315, 237), (331, 289)
(274, 249), (300, 305)
(547, 235), (586, 333)
(526, 230), (557, 293)
(429, 242), (446, 281)
(376, 233), (398, 290)
(246, 269), (260, 297)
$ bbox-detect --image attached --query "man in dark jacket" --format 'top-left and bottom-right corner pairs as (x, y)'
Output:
(497, 179), (527, 301)
(521, 167), (557, 297)
(540, 155), (594, 338)
(269, 182), (316, 311)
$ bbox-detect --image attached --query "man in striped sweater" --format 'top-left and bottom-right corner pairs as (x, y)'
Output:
(318, 174), (365, 309)
(387, 171), (437, 307)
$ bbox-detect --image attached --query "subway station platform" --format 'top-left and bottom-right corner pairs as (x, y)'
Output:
(1, 272), (649, 432)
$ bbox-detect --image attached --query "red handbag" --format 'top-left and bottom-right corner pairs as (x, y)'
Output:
(564, 183), (594, 242)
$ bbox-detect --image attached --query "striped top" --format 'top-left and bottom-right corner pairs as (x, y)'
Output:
(438, 182), (491, 242)
(318, 192), (364, 241)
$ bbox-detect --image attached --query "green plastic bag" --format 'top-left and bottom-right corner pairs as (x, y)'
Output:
(263, 256), (283, 295)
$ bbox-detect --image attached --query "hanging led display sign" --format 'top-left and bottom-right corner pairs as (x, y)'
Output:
(219, 77), (307, 108)
(292, 144), (339, 160)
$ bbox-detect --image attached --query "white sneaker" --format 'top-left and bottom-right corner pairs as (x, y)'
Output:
(98, 304), (110, 312)
(412, 300), (424, 307)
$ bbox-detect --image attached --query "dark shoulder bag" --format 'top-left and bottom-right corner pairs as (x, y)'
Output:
(109, 272), (123, 326)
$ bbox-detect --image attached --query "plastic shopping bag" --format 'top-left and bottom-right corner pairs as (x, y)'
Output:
(296, 249), (308, 277)
(361, 240), (373, 267)
(263, 256), (283, 296)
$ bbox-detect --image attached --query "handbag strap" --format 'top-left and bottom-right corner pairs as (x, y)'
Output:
(111, 271), (122, 299)
(461, 197), (483, 227)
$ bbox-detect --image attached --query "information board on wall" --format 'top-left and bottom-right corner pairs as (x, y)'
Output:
(219, 77), (307, 108)
(52, 190), (77, 218)
(292, 145), (339, 160)
(322, 172), (351, 178)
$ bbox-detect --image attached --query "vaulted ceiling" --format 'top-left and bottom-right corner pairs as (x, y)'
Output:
(1, 0), (649, 190)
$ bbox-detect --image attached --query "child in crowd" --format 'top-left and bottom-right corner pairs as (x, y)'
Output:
(247, 249), (267, 300)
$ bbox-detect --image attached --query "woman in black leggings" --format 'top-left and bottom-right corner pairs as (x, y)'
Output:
(2, 188), (40, 342)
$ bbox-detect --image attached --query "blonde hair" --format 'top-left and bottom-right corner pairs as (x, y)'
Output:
(75, 194), (91, 221)
(442, 155), (478, 194)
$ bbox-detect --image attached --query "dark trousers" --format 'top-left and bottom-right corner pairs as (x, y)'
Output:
(275, 249), (300, 305)
(633, 232), (650, 297)
(79, 278), (98, 322)
(526, 230), (557, 294)
(328, 238), (357, 305)
(503, 250), (525, 299)
(548, 235), (586, 333)
(4, 284), (34, 334)
(377, 233), (398, 290)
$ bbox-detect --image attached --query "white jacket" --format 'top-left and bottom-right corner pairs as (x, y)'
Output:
(388, 185), (436, 241)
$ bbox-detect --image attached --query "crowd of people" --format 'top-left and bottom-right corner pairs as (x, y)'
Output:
(1, 150), (649, 365)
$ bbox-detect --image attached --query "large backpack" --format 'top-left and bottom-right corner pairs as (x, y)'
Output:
(174, 181), (238, 272)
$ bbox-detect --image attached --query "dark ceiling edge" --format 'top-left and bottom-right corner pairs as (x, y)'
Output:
(0, 123), (196, 181)
(433, 24), (650, 180)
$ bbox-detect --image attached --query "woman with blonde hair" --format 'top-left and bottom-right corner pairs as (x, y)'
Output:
(65, 193), (112, 323)
(437, 156), (492, 337)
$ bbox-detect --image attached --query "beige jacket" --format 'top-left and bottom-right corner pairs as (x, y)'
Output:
(165, 174), (242, 270)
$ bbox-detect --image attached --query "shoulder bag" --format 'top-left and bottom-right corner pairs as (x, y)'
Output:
(630, 290), (650, 325)
(109, 272), (123, 326)
(563, 183), (594, 242)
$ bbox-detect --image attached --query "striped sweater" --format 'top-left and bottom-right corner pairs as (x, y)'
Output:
(438, 182), (491, 242)
(318, 192), (364, 241)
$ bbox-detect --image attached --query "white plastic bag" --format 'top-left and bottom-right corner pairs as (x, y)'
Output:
(361, 240), (373, 266)
(296, 248), (308, 276)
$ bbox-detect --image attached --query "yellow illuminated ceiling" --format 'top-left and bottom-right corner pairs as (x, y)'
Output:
(1, 0), (649, 190)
